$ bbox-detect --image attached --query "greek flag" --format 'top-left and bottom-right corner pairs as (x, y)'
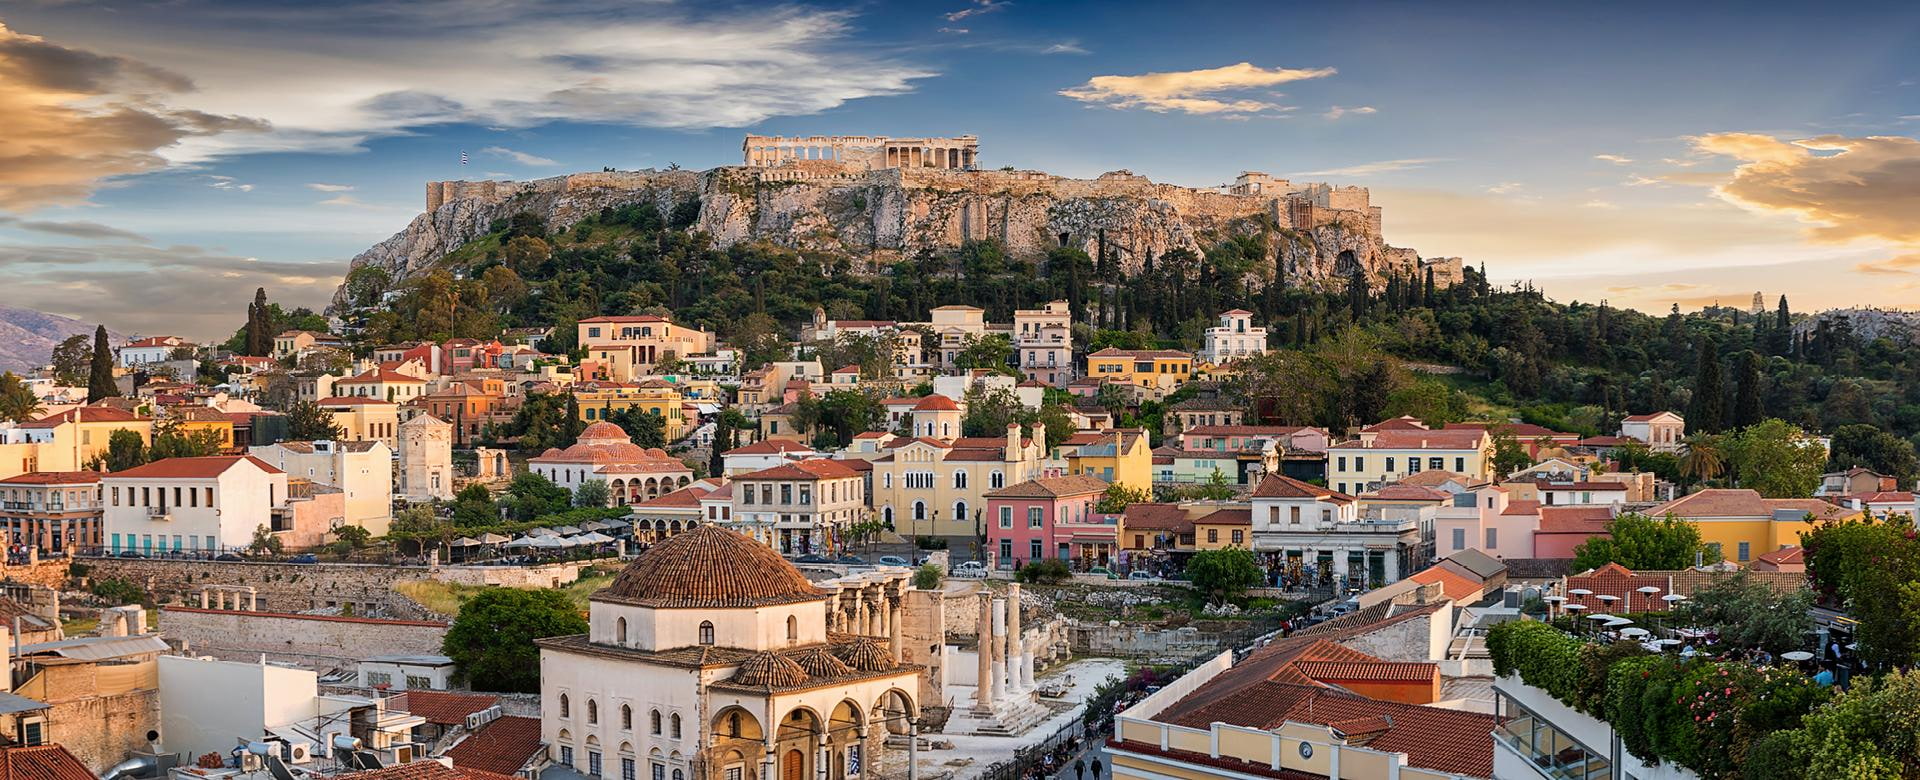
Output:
(847, 745), (862, 776)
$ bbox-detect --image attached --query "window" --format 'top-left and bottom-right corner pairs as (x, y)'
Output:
(365, 671), (392, 687)
(622, 759), (636, 780)
(1408, 458), (1422, 473)
(999, 539), (1012, 561)
(1231, 530), (1244, 545)
(1385, 457), (1396, 473)
(616, 617), (627, 646)
(589, 751), (602, 778)
(670, 713), (681, 739)
(1455, 457), (1466, 472)
(1354, 457), (1365, 472)
(1429, 457), (1444, 470)
(1206, 528), (1218, 544)
(954, 501), (968, 524)
(1485, 528), (1498, 549)
(1029, 539), (1042, 560)
(999, 507), (1012, 528)
(560, 694), (571, 719)
(787, 615), (798, 641)
(779, 484), (792, 504)
(1337, 457), (1346, 472)
(589, 700), (598, 724)
(1290, 506), (1301, 524)
(990, 470), (1004, 489)
(743, 485), (756, 505)
(698, 622), (715, 645)
(652, 764), (665, 780)
(1027, 507), (1043, 529)
(561, 747), (574, 768)
(622, 705), (632, 730)
(954, 471), (967, 489)
(1451, 528), (1466, 551)
(406, 674), (432, 690)
(912, 501), (926, 521)
(798, 485), (811, 505)
(1738, 541), (1750, 562)
(651, 710), (661, 735)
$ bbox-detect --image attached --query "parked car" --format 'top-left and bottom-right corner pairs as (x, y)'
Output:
(1088, 567), (1119, 580)
(214, 553), (244, 562)
(952, 561), (989, 578)
(877, 555), (910, 567)
(835, 555), (868, 565)
(1126, 571), (1159, 581)
(287, 554), (318, 564)
(793, 554), (834, 564)
(116, 550), (145, 559)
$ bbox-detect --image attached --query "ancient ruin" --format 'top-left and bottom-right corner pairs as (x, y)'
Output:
(347, 134), (1465, 308)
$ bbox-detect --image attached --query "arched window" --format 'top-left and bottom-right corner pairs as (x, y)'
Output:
(588, 699), (598, 725)
(673, 771), (683, 780)
(990, 470), (1004, 489)
(616, 616), (627, 646)
(954, 501), (968, 524)
(728, 712), (742, 737)
(883, 473), (892, 489)
(882, 506), (894, 525)
(912, 501), (926, 521)
(786, 615), (798, 641)
(560, 694), (571, 719)
(670, 713), (681, 739)
(650, 709), (662, 735)
(699, 621), (715, 645)
(622, 704), (632, 731)
(953, 471), (967, 489)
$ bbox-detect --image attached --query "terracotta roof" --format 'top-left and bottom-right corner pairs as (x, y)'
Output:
(1184, 425), (1313, 436)
(1158, 681), (1495, 777)
(1396, 470), (1474, 488)
(1361, 416), (1428, 432)
(0, 471), (101, 485)
(396, 690), (498, 726)
(634, 484), (714, 508)
(735, 459), (861, 481)
(1333, 429), (1487, 450)
(724, 439), (817, 456)
(911, 394), (960, 411)
(733, 650), (810, 687)
(1855, 491), (1916, 504)
(0, 745), (96, 780)
(1564, 564), (1807, 611)
(1122, 503), (1193, 532)
(1192, 507), (1252, 526)
(1292, 660), (1439, 682)
(1579, 435), (1636, 446)
(1445, 421), (1574, 438)
(1367, 484), (1448, 501)
(1623, 412), (1680, 422)
(579, 314), (670, 323)
(1756, 545), (1805, 565)
(1252, 474), (1353, 502)
(1654, 489), (1857, 521)
(594, 525), (827, 609)
(986, 475), (1111, 499)
(1408, 566), (1484, 601)
(1537, 506), (1615, 533)
(834, 636), (894, 671)
(1087, 347), (1192, 360)
(441, 715), (544, 777)
(1500, 500), (1541, 516)
(107, 455), (281, 479)
(124, 336), (182, 348)
(316, 396), (397, 406)
(20, 406), (146, 428)
(1536, 480), (1627, 491)
(339, 368), (426, 384)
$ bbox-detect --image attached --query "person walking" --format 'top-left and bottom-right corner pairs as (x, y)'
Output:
(1075, 758), (1086, 780)
(1090, 757), (1102, 778)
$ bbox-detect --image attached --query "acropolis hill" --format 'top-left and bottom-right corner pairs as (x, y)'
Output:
(336, 134), (1463, 305)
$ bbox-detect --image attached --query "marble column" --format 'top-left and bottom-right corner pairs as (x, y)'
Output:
(853, 596), (868, 635)
(247, 587), (258, 611)
(888, 594), (904, 662)
(974, 594), (995, 712)
(1005, 584), (1024, 693)
(989, 598), (1006, 707)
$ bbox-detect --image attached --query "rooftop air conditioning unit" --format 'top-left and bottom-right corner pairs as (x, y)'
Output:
(464, 705), (503, 731)
(286, 741), (314, 764)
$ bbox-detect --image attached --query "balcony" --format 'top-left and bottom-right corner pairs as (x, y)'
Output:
(146, 507), (171, 521)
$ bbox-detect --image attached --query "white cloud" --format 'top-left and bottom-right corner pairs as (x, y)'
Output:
(1593, 154), (1634, 164)
(1485, 182), (1524, 195)
(1041, 41), (1088, 55)
(4, 5), (934, 178)
(1323, 105), (1376, 120)
(945, 1), (1010, 22)
(1290, 158), (1444, 178)
(1582, 199), (1621, 209)
(482, 146), (559, 167)
(938, 27), (970, 35)
(306, 183), (353, 192)
(1059, 62), (1335, 116)
(204, 175), (253, 192)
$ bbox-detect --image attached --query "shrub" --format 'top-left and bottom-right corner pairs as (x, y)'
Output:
(1486, 620), (1582, 701)
(1015, 559), (1071, 585)
(91, 577), (147, 606)
(1605, 655), (1667, 762)
(1572, 640), (1646, 715)
(913, 564), (944, 591)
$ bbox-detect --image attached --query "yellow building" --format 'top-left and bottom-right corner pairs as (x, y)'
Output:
(576, 379), (691, 443)
(165, 406), (238, 452)
(866, 424), (1047, 540)
(1190, 505), (1252, 550)
(1059, 429), (1153, 493)
(1085, 348), (1194, 396)
(316, 397), (400, 449)
(1327, 427), (1493, 496)
(577, 314), (716, 382)
(1650, 489), (1859, 564)
(16, 407), (154, 471)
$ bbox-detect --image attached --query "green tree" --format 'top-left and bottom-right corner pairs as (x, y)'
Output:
(285, 400), (346, 440)
(442, 587), (588, 693)
(450, 483), (500, 528)
(48, 334), (91, 386)
(1686, 335), (1723, 433)
(1727, 418), (1826, 498)
(1731, 350), (1764, 428)
(1677, 432), (1727, 486)
(248, 524), (284, 555)
(1828, 424), (1919, 488)
(87, 325), (117, 402)
(503, 471), (572, 521)
(387, 505), (456, 556)
(1490, 427), (1532, 476)
(953, 333), (1013, 374)
(605, 405), (666, 449)
(1095, 483), (1153, 513)
(573, 479), (611, 508)
(148, 425), (225, 460)
(1786, 669), (1920, 778)
(1675, 571), (1814, 652)
(1804, 516), (1920, 667)
(1570, 513), (1718, 571)
(102, 429), (147, 471)
(246, 287), (272, 356)
(1186, 547), (1263, 603)
(333, 525), (372, 549)
(913, 563), (944, 591)
(0, 372), (42, 423)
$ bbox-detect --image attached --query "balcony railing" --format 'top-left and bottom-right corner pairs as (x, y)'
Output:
(146, 507), (171, 520)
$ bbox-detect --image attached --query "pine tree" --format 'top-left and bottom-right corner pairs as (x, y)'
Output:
(1346, 271), (1368, 323)
(1732, 350), (1763, 429)
(1687, 336), (1724, 433)
(1423, 266), (1436, 306)
(86, 325), (117, 403)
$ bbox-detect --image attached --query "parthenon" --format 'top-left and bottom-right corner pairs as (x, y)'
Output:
(743, 134), (979, 171)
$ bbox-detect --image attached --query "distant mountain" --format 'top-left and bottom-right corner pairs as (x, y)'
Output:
(0, 305), (112, 375)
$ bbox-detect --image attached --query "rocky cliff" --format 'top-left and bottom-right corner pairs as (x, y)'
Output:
(0, 305), (113, 374)
(333, 164), (1461, 309)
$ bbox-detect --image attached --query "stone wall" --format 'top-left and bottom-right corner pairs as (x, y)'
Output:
(79, 557), (600, 614)
(160, 606), (447, 668)
(17, 660), (160, 774)
(1, 557), (72, 589)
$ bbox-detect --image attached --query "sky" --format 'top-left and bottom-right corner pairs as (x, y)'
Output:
(2, 0), (1918, 340)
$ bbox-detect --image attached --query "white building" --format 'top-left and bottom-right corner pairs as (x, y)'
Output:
(729, 459), (865, 555)
(1619, 411), (1686, 453)
(1248, 473), (1423, 587)
(118, 336), (187, 367)
(398, 414), (454, 502)
(250, 440), (394, 535)
(1327, 428), (1493, 496)
(529, 421), (694, 506)
(158, 655), (426, 764)
(357, 654), (457, 691)
(1199, 309), (1268, 365)
(1012, 300), (1073, 387)
(102, 455), (287, 556)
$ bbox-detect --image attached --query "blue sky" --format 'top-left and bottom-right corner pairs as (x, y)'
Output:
(2, 0), (1918, 338)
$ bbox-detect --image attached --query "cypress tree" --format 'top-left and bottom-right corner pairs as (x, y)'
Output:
(86, 325), (117, 402)
(1732, 350), (1763, 428)
(1771, 295), (1792, 355)
(1686, 336), (1723, 433)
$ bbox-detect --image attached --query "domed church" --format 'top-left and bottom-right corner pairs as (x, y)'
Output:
(537, 525), (921, 780)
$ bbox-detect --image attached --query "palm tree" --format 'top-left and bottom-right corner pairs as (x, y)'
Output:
(0, 372), (42, 423)
(1678, 433), (1726, 486)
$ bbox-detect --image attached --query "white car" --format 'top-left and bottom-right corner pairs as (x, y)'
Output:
(952, 561), (989, 578)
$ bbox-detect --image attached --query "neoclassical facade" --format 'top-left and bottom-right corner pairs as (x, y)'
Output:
(538, 527), (921, 780)
(530, 421), (695, 505)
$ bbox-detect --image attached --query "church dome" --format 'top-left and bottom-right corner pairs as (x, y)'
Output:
(791, 646), (854, 678)
(578, 421), (629, 442)
(833, 636), (895, 672)
(731, 651), (809, 688)
(594, 525), (827, 609)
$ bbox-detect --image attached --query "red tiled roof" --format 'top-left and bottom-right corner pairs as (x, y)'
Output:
(1192, 507), (1252, 526)
(1361, 416), (1428, 432)
(0, 745), (95, 780)
(735, 459), (861, 481)
(1579, 435), (1636, 446)
(20, 406), (147, 428)
(316, 396), (397, 406)
(594, 526), (825, 609)
(1538, 506), (1614, 533)
(986, 475), (1111, 499)
(1368, 484), (1448, 501)
(635, 485), (714, 508)
(911, 394), (960, 411)
(1396, 470), (1474, 488)
(1183, 425), (1314, 436)
(397, 690), (499, 726)
(1622, 412), (1679, 422)
(339, 368), (426, 384)
(579, 314), (669, 323)
(1087, 347), (1193, 360)
(1408, 566), (1483, 600)
(1756, 545), (1805, 565)
(343, 758), (516, 780)
(125, 336), (182, 348)
(1654, 489), (1857, 521)
(1333, 429), (1487, 450)
(1292, 660), (1439, 682)
(724, 440), (816, 456)
(0, 471), (101, 485)
(1500, 500), (1541, 516)
(1252, 474), (1353, 502)
(107, 455), (282, 479)
(1445, 421), (1576, 439)
(1121, 503), (1193, 532)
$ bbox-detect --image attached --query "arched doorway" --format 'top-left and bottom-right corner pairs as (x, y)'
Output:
(782, 749), (804, 780)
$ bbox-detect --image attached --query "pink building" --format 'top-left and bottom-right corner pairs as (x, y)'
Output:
(984, 475), (1113, 569)
(1177, 425), (1331, 454)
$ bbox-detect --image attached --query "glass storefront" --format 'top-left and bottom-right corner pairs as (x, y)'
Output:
(1494, 691), (1611, 780)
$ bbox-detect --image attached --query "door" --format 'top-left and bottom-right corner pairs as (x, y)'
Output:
(782, 749), (804, 780)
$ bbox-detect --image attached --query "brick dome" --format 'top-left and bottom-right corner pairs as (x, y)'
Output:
(594, 525), (827, 608)
(833, 636), (895, 671)
(732, 651), (809, 688)
(791, 646), (854, 678)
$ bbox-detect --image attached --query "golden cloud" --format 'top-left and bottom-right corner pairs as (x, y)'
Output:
(0, 21), (266, 211)
(1059, 62), (1335, 115)
(1692, 132), (1920, 245)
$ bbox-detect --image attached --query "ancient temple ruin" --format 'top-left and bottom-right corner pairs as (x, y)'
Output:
(742, 134), (979, 170)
